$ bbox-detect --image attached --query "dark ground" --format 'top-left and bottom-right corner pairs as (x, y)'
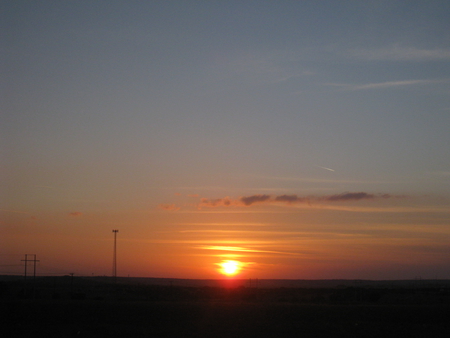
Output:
(2, 276), (450, 337)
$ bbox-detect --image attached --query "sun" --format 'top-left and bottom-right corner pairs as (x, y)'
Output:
(219, 260), (241, 277)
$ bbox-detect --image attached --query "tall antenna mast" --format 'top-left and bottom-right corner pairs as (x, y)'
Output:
(112, 230), (119, 281)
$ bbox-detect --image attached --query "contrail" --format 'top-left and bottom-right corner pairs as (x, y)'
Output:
(316, 165), (335, 172)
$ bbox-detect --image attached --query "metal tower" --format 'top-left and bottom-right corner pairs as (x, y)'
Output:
(112, 229), (119, 280)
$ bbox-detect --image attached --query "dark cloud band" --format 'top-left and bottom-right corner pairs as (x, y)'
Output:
(198, 192), (405, 208)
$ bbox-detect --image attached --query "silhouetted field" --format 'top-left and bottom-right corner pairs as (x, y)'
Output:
(2, 276), (450, 337)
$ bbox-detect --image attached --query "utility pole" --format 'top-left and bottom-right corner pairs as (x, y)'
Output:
(70, 273), (74, 293)
(22, 254), (28, 280)
(21, 254), (39, 298)
(112, 230), (119, 281)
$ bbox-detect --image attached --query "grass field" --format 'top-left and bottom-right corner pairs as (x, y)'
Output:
(2, 277), (450, 337)
(3, 299), (450, 337)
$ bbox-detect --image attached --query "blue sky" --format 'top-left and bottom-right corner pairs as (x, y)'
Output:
(2, 1), (450, 279)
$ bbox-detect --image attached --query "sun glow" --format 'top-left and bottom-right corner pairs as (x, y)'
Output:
(219, 260), (241, 276)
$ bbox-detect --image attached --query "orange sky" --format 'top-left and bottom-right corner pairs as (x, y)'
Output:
(2, 1), (450, 280)
(2, 191), (449, 279)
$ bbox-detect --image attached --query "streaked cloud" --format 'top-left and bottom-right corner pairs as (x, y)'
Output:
(200, 245), (266, 253)
(0, 209), (29, 214)
(198, 245), (301, 256)
(198, 197), (236, 208)
(157, 204), (180, 211)
(325, 79), (441, 91)
(274, 194), (308, 204)
(68, 211), (83, 217)
(350, 79), (438, 90)
(198, 192), (405, 209)
(241, 194), (271, 206)
(321, 192), (376, 202)
(259, 175), (396, 185)
(311, 204), (450, 213)
(345, 45), (450, 61)
(316, 165), (335, 172)
(174, 222), (270, 227)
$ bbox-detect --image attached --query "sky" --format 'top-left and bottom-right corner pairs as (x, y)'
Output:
(1, 1), (450, 280)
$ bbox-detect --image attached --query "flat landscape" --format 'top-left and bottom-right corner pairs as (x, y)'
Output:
(2, 276), (450, 337)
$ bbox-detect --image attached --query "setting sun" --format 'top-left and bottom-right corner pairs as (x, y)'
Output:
(219, 260), (241, 277)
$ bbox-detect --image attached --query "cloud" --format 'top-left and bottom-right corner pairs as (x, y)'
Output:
(346, 45), (450, 61)
(316, 165), (335, 172)
(200, 246), (264, 253)
(259, 175), (395, 185)
(275, 194), (308, 204)
(350, 79), (437, 90)
(321, 192), (375, 202)
(0, 209), (28, 214)
(240, 194), (271, 206)
(199, 194), (272, 208)
(197, 192), (405, 209)
(325, 79), (441, 91)
(198, 197), (237, 208)
(158, 204), (180, 211)
(68, 211), (82, 217)
(198, 245), (297, 256)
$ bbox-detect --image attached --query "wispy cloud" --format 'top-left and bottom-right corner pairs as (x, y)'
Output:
(174, 222), (270, 227)
(259, 175), (395, 185)
(241, 194), (271, 206)
(158, 203), (180, 211)
(316, 165), (335, 172)
(197, 197), (236, 208)
(200, 245), (267, 253)
(306, 204), (449, 213)
(325, 79), (442, 91)
(321, 192), (378, 202)
(346, 45), (450, 61)
(198, 245), (300, 256)
(68, 211), (83, 217)
(0, 209), (29, 214)
(351, 79), (438, 90)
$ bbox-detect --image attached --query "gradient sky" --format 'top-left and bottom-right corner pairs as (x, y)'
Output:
(2, 1), (450, 279)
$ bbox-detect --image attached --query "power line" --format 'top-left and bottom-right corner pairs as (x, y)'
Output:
(21, 254), (40, 298)
(21, 254), (39, 280)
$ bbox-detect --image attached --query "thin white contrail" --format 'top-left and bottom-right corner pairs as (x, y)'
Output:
(316, 165), (335, 172)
